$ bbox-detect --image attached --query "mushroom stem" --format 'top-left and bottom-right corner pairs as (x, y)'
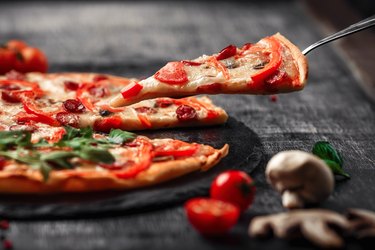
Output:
(282, 190), (303, 209)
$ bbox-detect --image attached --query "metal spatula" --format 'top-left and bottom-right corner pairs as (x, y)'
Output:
(302, 15), (375, 55)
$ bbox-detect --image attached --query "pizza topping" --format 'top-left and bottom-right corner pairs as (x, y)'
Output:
(154, 61), (189, 85)
(5, 70), (26, 80)
(134, 106), (157, 114)
(154, 98), (173, 108)
(22, 99), (60, 126)
(0, 127), (138, 180)
(137, 114), (152, 128)
(176, 105), (197, 121)
(181, 60), (203, 66)
(216, 45), (237, 61)
(154, 140), (198, 158)
(248, 37), (282, 84)
(112, 137), (154, 179)
(93, 116), (123, 133)
(93, 75), (108, 82)
(99, 109), (113, 117)
(55, 112), (79, 127)
(1, 91), (22, 103)
(88, 85), (108, 98)
(120, 81), (143, 99)
(63, 99), (86, 113)
(63, 80), (80, 91)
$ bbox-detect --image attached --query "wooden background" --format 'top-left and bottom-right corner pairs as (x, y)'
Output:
(0, 0), (374, 249)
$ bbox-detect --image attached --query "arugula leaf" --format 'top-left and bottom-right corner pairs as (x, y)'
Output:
(0, 126), (136, 181)
(78, 146), (115, 164)
(0, 130), (32, 150)
(40, 162), (52, 182)
(108, 129), (136, 144)
(40, 151), (77, 169)
(312, 141), (350, 179)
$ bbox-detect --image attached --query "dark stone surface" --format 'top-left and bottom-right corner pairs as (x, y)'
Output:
(0, 1), (374, 249)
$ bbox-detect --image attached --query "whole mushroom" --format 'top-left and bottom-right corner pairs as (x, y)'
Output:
(266, 150), (334, 209)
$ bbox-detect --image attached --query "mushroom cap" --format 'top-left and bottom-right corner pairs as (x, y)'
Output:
(266, 150), (334, 208)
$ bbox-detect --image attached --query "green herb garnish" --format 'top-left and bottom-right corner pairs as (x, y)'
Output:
(0, 127), (136, 181)
(312, 141), (350, 179)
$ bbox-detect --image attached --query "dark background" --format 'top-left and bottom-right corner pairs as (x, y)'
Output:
(0, 0), (374, 249)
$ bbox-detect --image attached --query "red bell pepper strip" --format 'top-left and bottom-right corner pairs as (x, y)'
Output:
(114, 138), (154, 179)
(216, 45), (237, 60)
(121, 81), (143, 99)
(249, 37), (282, 84)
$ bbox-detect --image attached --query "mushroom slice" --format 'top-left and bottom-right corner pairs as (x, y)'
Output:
(249, 209), (350, 248)
(347, 208), (375, 239)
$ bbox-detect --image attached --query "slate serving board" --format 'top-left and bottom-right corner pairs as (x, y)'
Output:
(0, 117), (263, 220)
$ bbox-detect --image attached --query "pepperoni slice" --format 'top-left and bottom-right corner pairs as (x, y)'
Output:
(154, 61), (188, 85)
(176, 105), (197, 121)
(63, 99), (86, 113)
(55, 112), (79, 127)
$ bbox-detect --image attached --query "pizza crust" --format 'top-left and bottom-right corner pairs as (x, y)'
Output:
(274, 33), (308, 89)
(0, 144), (228, 194)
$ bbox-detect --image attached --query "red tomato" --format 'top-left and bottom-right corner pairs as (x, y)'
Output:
(210, 170), (256, 212)
(0, 48), (16, 74)
(185, 198), (240, 235)
(14, 47), (48, 73)
(154, 61), (188, 85)
(6, 40), (27, 51)
(154, 140), (198, 158)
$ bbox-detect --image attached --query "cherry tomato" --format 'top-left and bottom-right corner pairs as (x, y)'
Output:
(14, 47), (48, 73)
(210, 170), (256, 212)
(0, 48), (16, 74)
(154, 61), (188, 85)
(185, 198), (240, 235)
(6, 40), (27, 51)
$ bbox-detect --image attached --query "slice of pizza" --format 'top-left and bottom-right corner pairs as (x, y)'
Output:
(110, 33), (308, 107)
(0, 72), (227, 142)
(0, 127), (228, 193)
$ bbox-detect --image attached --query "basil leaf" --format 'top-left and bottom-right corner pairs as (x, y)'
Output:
(108, 129), (136, 144)
(312, 141), (343, 166)
(324, 159), (350, 179)
(312, 141), (350, 179)
(78, 147), (115, 164)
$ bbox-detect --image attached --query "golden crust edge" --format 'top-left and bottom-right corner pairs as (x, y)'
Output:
(274, 33), (308, 89)
(0, 144), (229, 194)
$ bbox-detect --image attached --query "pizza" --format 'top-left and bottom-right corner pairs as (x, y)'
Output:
(0, 71), (229, 193)
(110, 33), (308, 107)
(0, 72), (228, 143)
(0, 127), (228, 193)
